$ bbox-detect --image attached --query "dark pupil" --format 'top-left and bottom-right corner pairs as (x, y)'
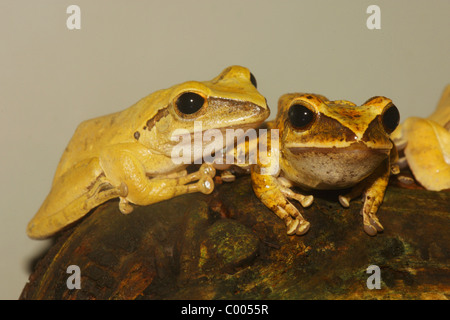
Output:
(382, 105), (400, 133)
(288, 104), (314, 129)
(176, 92), (205, 114)
(250, 73), (257, 88)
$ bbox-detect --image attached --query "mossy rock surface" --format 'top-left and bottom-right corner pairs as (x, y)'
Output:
(20, 176), (450, 300)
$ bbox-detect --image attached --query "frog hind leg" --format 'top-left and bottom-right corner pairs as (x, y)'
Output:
(403, 118), (450, 191)
(251, 168), (312, 235)
(100, 147), (216, 212)
(27, 158), (126, 240)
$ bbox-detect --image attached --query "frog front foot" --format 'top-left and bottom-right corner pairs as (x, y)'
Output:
(361, 193), (384, 236)
(362, 212), (384, 236)
(196, 163), (216, 194)
(219, 170), (236, 182)
(116, 163), (216, 214)
(338, 185), (384, 236)
(269, 199), (311, 236)
(286, 214), (311, 236)
(282, 189), (313, 235)
(169, 163), (215, 195)
(252, 178), (313, 235)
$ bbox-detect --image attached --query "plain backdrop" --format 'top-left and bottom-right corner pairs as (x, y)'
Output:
(1, 0), (449, 299)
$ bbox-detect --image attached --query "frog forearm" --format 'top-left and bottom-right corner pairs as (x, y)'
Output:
(251, 169), (310, 235)
(361, 159), (390, 236)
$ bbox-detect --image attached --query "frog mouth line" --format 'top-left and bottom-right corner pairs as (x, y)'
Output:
(170, 120), (266, 164)
(172, 120), (267, 140)
(287, 142), (391, 156)
(196, 121), (263, 150)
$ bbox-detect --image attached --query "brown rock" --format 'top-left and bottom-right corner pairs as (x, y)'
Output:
(20, 175), (450, 300)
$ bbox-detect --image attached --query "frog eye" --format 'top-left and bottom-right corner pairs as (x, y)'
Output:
(381, 104), (400, 134)
(250, 73), (257, 88)
(175, 92), (206, 115)
(288, 104), (315, 130)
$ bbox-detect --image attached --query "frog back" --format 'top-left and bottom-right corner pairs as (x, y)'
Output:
(52, 92), (166, 184)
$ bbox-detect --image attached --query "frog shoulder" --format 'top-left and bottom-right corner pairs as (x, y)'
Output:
(73, 112), (122, 135)
(53, 112), (125, 180)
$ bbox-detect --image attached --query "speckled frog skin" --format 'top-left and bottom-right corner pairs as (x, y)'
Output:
(27, 66), (269, 239)
(251, 93), (400, 236)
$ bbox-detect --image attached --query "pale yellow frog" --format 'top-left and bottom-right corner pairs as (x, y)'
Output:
(251, 93), (400, 236)
(391, 85), (450, 191)
(27, 66), (269, 239)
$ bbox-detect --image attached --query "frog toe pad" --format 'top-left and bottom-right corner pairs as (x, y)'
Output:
(198, 176), (214, 194)
(295, 219), (310, 235)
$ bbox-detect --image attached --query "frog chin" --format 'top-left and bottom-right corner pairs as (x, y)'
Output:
(284, 142), (390, 189)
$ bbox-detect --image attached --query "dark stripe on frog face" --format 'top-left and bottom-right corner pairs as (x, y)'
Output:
(208, 97), (268, 118)
(146, 107), (170, 131)
(287, 113), (357, 143)
(361, 116), (392, 148)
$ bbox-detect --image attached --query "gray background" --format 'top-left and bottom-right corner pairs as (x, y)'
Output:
(1, 0), (449, 299)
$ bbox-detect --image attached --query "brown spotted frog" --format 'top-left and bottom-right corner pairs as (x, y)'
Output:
(251, 93), (399, 236)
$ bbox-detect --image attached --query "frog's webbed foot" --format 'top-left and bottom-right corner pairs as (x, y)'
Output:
(359, 160), (390, 236)
(119, 196), (134, 214)
(288, 207), (311, 235)
(115, 163), (216, 214)
(397, 174), (415, 185)
(361, 193), (384, 236)
(86, 180), (130, 213)
(338, 182), (365, 208)
(217, 165), (251, 183)
(220, 170), (236, 182)
(262, 193), (311, 235)
(280, 186), (314, 208)
(277, 177), (314, 207)
(169, 163), (216, 195)
(198, 164), (216, 193)
(278, 201), (311, 235)
(338, 175), (385, 236)
(252, 172), (312, 235)
(390, 164), (400, 175)
(339, 191), (384, 236)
